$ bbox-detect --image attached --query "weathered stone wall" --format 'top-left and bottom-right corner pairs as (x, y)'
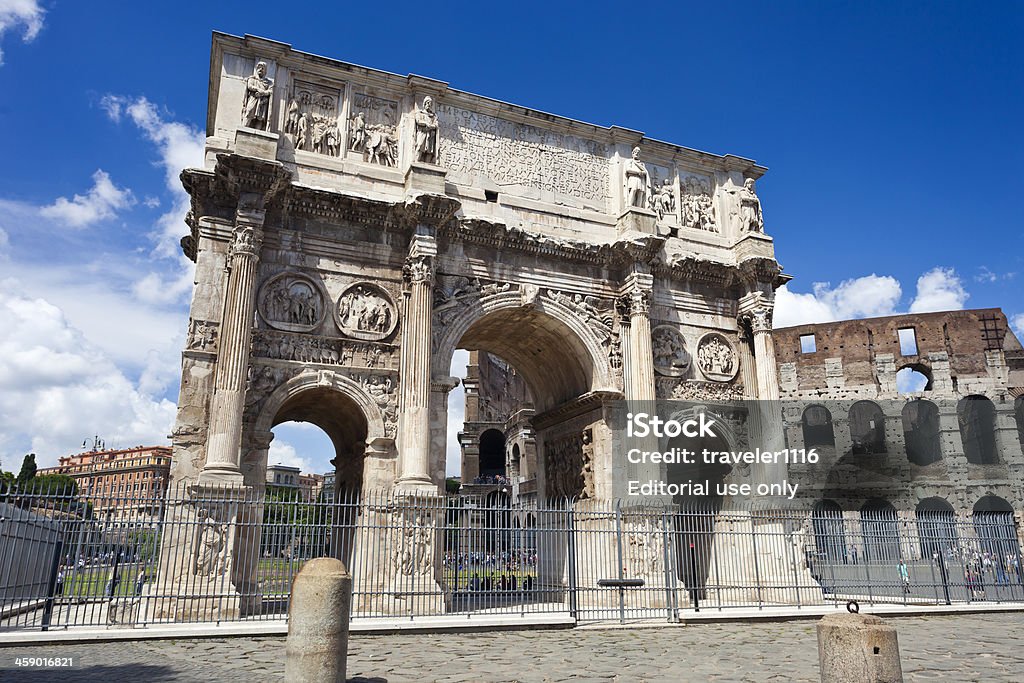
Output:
(774, 309), (1024, 515)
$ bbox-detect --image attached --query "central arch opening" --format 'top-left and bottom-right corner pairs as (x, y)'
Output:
(273, 387), (370, 497)
(445, 305), (603, 496)
(442, 304), (605, 607)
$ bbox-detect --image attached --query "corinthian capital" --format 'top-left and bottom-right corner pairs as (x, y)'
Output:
(740, 304), (773, 333)
(621, 287), (650, 317)
(403, 254), (434, 286)
(231, 223), (262, 257)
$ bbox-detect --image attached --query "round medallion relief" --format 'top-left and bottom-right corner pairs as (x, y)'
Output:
(334, 282), (398, 341)
(651, 325), (691, 377)
(695, 332), (738, 382)
(257, 272), (327, 333)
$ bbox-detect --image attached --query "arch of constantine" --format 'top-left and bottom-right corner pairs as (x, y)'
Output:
(155, 32), (797, 619)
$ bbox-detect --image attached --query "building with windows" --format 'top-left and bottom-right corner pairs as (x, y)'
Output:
(38, 445), (172, 516)
(265, 463), (324, 501)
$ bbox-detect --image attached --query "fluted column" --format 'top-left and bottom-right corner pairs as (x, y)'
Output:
(396, 234), (438, 492)
(748, 304), (780, 401)
(624, 274), (656, 402)
(620, 274), (659, 494)
(740, 296), (785, 491)
(202, 196), (265, 484)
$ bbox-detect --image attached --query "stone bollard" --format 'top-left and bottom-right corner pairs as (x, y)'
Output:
(285, 557), (352, 683)
(817, 612), (903, 683)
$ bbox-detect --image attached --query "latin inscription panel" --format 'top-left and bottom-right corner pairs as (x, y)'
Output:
(437, 104), (610, 205)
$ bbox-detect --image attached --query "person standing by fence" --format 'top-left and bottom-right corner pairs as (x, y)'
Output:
(898, 559), (910, 594)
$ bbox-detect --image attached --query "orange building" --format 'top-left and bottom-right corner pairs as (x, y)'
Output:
(39, 445), (172, 514)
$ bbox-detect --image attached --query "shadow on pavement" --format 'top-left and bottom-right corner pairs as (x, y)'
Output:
(1, 664), (184, 682)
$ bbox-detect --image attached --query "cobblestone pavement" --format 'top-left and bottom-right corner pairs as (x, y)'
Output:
(1, 612), (1022, 682)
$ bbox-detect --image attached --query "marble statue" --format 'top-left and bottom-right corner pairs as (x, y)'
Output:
(414, 96), (439, 164)
(624, 146), (652, 209)
(739, 178), (764, 232)
(241, 62), (274, 131)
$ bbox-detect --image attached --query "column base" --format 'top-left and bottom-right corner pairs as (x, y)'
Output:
(394, 477), (440, 496)
(199, 465), (246, 485)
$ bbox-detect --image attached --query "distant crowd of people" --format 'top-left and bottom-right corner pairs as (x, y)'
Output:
(444, 549), (537, 572)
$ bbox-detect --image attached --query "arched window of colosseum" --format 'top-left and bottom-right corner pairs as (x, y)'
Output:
(812, 500), (846, 563)
(860, 499), (900, 562)
(916, 497), (957, 558)
(972, 496), (1017, 564)
(849, 401), (886, 455)
(479, 429), (507, 481)
(896, 365), (931, 394)
(957, 395), (998, 465)
(902, 400), (942, 466)
(802, 405), (835, 448)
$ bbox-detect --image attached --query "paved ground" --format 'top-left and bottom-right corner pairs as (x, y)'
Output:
(1, 612), (1022, 682)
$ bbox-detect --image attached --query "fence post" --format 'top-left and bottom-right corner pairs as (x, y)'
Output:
(750, 513), (763, 609)
(40, 539), (64, 632)
(285, 557), (352, 683)
(613, 500), (625, 624)
(565, 500), (578, 620)
(661, 508), (677, 622)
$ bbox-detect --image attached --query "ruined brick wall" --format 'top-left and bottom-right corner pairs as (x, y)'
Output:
(773, 308), (1024, 516)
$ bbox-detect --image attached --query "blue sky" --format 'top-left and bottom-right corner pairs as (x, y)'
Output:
(0, 1), (1020, 475)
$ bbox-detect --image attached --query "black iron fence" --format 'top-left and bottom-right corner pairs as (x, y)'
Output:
(1, 483), (1021, 631)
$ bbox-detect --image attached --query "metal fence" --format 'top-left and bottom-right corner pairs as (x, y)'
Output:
(1, 483), (1022, 632)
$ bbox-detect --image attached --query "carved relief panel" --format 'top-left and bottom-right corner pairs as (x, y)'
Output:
(335, 282), (398, 341)
(695, 332), (738, 382)
(436, 104), (609, 205)
(544, 430), (585, 499)
(646, 163), (677, 225)
(258, 272), (328, 333)
(651, 325), (691, 377)
(186, 319), (219, 353)
(252, 330), (398, 369)
(284, 80), (344, 157)
(348, 93), (399, 166)
(680, 172), (717, 232)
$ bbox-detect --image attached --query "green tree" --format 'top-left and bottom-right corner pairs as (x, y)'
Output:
(16, 453), (37, 484)
(27, 474), (78, 496)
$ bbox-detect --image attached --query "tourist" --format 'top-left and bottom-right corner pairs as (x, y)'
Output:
(897, 559), (910, 594)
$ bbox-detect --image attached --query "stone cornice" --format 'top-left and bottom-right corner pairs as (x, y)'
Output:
(531, 390), (622, 431)
(440, 217), (663, 269)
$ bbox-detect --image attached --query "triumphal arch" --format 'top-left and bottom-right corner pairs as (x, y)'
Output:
(156, 33), (790, 618)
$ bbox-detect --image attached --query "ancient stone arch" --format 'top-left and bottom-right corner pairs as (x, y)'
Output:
(167, 34), (787, 504)
(156, 32), (798, 620)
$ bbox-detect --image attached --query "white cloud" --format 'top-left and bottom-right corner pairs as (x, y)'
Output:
(774, 274), (902, 328)
(102, 95), (205, 305)
(909, 267), (969, 313)
(267, 438), (313, 475)
(896, 367), (929, 394)
(0, 0), (44, 65)
(446, 349), (470, 477)
(2, 261), (186, 375)
(775, 268), (974, 329)
(0, 225), (8, 254)
(0, 280), (176, 468)
(40, 169), (135, 228)
(131, 254), (197, 305)
(101, 95), (205, 256)
(1010, 313), (1024, 341)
